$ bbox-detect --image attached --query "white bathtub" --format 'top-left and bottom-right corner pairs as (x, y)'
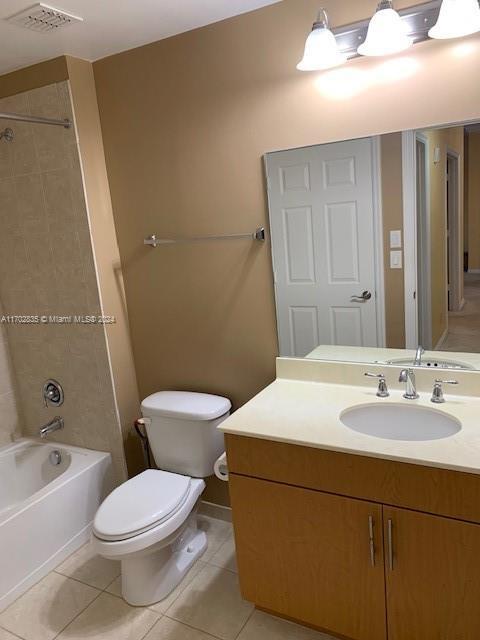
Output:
(0, 438), (114, 612)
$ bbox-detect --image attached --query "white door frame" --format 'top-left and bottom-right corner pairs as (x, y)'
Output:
(402, 130), (418, 349)
(372, 136), (386, 348)
(403, 131), (462, 350)
(416, 132), (432, 349)
(446, 147), (462, 313)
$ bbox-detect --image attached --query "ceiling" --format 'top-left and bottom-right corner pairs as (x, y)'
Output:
(0, 0), (281, 75)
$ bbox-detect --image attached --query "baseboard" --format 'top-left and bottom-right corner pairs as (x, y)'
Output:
(0, 523), (91, 613)
(199, 500), (232, 523)
(449, 298), (466, 314)
(468, 269), (480, 274)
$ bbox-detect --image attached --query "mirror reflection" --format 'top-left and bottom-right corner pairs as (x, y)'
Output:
(266, 122), (480, 369)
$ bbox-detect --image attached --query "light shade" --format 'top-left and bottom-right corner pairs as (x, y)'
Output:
(429, 0), (480, 39)
(358, 2), (413, 57)
(297, 10), (347, 71)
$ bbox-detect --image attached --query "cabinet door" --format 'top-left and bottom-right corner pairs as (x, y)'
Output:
(384, 506), (480, 639)
(229, 474), (386, 640)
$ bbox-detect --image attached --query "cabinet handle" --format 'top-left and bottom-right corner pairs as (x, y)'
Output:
(368, 515), (375, 567)
(387, 518), (394, 570)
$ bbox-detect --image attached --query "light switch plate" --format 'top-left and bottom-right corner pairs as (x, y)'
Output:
(390, 230), (402, 249)
(390, 250), (403, 269)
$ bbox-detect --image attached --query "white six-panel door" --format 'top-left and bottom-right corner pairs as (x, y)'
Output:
(266, 138), (380, 357)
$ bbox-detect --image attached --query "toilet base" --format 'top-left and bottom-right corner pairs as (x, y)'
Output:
(120, 518), (207, 606)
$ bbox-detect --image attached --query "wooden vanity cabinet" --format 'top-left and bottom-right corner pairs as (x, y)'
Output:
(384, 507), (480, 640)
(229, 475), (387, 640)
(226, 434), (480, 640)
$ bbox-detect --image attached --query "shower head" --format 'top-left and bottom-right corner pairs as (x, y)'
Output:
(0, 128), (14, 142)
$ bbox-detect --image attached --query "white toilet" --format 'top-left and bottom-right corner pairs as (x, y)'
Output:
(92, 391), (231, 606)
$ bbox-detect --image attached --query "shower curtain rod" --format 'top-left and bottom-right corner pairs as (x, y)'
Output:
(0, 112), (72, 128)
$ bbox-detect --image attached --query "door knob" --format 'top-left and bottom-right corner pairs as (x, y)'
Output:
(350, 290), (372, 302)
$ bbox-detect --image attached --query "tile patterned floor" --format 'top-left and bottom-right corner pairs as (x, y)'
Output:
(442, 273), (480, 352)
(0, 515), (335, 640)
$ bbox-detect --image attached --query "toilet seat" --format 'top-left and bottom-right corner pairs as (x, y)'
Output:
(93, 470), (191, 542)
(92, 476), (205, 560)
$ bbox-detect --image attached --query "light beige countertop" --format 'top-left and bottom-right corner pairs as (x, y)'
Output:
(220, 358), (480, 476)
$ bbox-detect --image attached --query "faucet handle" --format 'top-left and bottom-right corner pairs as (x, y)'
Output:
(431, 379), (459, 404)
(399, 368), (413, 382)
(365, 372), (389, 398)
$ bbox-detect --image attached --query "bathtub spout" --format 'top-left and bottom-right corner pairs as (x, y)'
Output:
(39, 417), (64, 438)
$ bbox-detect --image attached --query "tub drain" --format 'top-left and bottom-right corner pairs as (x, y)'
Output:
(49, 450), (62, 466)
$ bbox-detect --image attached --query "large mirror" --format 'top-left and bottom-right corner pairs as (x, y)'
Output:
(265, 121), (480, 370)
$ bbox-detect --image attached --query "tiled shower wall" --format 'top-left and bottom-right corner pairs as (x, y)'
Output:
(0, 81), (126, 481)
(0, 299), (21, 446)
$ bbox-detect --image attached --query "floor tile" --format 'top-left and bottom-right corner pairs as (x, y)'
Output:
(209, 536), (237, 573)
(55, 542), (121, 589)
(105, 576), (123, 597)
(0, 629), (22, 640)
(149, 561), (206, 614)
(57, 592), (160, 640)
(442, 273), (480, 352)
(166, 564), (253, 640)
(145, 617), (216, 640)
(197, 516), (233, 561)
(0, 572), (99, 640)
(237, 610), (335, 640)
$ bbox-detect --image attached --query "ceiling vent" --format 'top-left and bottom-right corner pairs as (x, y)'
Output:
(5, 3), (83, 32)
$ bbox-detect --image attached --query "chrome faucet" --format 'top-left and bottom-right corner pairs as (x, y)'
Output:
(431, 379), (459, 403)
(39, 416), (64, 438)
(364, 372), (389, 397)
(399, 369), (419, 400)
(413, 345), (425, 366)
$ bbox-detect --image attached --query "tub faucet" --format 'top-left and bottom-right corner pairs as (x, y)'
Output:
(414, 345), (425, 366)
(39, 417), (64, 439)
(399, 369), (419, 400)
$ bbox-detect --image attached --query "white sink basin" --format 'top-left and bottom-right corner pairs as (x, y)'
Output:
(340, 403), (461, 441)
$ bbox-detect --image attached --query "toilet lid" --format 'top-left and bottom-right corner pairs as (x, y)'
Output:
(93, 470), (191, 541)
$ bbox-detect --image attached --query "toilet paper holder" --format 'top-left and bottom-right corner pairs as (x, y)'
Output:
(214, 452), (228, 481)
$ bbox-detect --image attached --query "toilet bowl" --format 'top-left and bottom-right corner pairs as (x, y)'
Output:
(92, 391), (231, 606)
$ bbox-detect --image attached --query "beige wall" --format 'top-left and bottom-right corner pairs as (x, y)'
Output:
(467, 132), (480, 271)
(421, 127), (464, 346)
(0, 82), (127, 483)
(0, 300), (21, 446)
(381, 133), (405, 348)
(66, 57), (142, 476)
(0, 57), (68, 100)
(93, 0), (480, 504)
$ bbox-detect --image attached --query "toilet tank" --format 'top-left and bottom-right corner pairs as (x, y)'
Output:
(141, 391), (231, 478)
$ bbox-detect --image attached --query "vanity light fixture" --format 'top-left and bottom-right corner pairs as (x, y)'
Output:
(358, 0), (413, 56)
(297, 9), (347, 71)
(296, 1), (480, 72)
(428, 0), (480, 39)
